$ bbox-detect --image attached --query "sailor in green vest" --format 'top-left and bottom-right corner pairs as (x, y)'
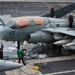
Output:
(17, 47), (26, 65)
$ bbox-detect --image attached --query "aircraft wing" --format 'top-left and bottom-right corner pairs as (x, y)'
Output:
(42, 27), (75, 37)
(41, 3), (75, 18)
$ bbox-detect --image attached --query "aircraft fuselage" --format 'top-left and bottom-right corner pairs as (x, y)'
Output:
(1, 17), (75, 42)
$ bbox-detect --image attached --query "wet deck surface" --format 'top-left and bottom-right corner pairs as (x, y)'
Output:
(0, 55), (75, 75)
(34, 59), (75, 74)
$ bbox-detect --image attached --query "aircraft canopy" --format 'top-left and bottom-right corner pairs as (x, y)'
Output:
(7, 17), (45, 29)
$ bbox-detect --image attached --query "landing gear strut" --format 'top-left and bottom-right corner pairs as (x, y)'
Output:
(58, 45), (62, 55)
(17, 41), (20, 49)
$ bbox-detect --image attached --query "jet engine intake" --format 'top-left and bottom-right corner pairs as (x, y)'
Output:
(29, 31), (55, 43)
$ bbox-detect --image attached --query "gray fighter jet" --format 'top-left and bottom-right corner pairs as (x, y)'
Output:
(0, 59), (23, 72)
(0, 3), (74, 48)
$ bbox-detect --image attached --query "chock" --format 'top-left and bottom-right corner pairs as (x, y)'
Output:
(33, 66), (39, 70)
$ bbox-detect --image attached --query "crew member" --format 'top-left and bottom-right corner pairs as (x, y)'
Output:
(17, 48), (26, 65)
(50, 7), (55, 17)
(0, 43), (3, 59)
(68, 15), (74, 28)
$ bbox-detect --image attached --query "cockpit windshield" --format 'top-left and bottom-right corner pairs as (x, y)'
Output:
(34, 18), (44, 25)
(14, 17), (30, 28)
(6, 17), (46, 29)
(6, 20), (18, 29)
(8, 17), (30, 29)
(7, 17), (30, 29)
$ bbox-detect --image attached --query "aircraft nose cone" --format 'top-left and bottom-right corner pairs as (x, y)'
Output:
(5, 60), (23, 70)
(0, 60), (23, 72)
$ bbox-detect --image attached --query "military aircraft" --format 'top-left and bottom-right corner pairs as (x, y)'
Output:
(0, 3), (74, 49)
(1, 3), (74, 72)
(0, 59), (23, 72)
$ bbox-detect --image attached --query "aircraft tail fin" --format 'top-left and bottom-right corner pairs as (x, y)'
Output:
(41, 3), (75, 18)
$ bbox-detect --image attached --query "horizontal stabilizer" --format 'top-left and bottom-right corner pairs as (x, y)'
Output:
(55, 3), (75, 18)
(0, 60), (23, 72)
